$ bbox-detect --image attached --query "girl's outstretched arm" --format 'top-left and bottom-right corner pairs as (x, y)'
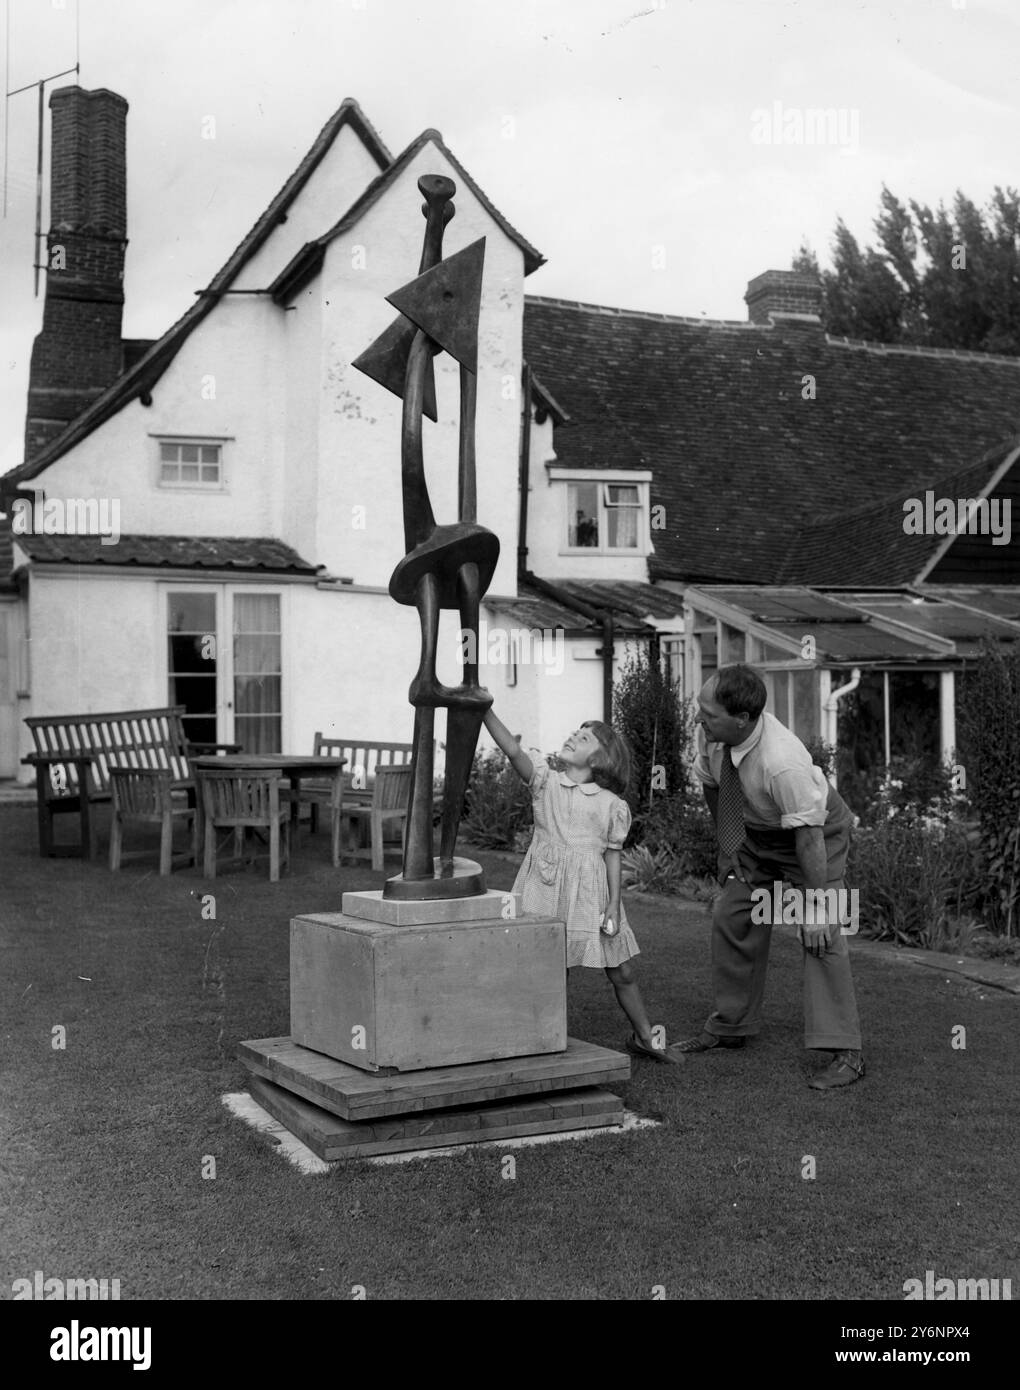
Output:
(483, 709), (534, 783)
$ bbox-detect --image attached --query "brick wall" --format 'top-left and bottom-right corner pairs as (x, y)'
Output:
(48, 86), (128, 233)
(745, 270), (823, 324)
(23, 86), (129, 462)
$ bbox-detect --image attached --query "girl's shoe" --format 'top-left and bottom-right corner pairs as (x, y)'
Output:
(626, 1033), (683, 1065)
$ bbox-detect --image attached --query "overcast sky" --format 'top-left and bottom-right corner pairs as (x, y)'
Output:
(2, 0), (1018, 476)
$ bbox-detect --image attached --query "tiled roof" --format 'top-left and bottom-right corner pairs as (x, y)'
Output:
(484, 591), (593, 633)
(2, 98), (393, 492)
(14, 535), (321, 574)
(523, 296), (1020, 586)
(552, 579), (684, 623)
(485, 579), (682, 635)
(778, 440), (1020, 586)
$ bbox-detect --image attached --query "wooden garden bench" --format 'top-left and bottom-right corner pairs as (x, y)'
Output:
(317, 735), (416, 787)
(300, 735), (418, 833)
(23, 705), (237, 859)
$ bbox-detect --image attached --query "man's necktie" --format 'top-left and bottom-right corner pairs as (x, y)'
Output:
(717, 745), (746, 856)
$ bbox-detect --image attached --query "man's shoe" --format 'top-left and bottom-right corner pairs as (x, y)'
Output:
(671, 1031), (746, 1054)
(808, 1050), (865, 1090)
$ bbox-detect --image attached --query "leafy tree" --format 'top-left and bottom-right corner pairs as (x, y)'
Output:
(795, 185), (1020, 355)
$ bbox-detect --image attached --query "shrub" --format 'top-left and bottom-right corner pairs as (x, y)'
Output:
(621, 844), (717, 902)
(459, 749), (533, 851)
(634, 791), (717, 869)
(621, 845), (676, 893)
(803, 737), (838, 779)
(613, 648), (697, 830)
(637, 792), (686, 853)
(621, 793), (718, 896)
(615, 639), (718, 891)
(673, 798), (719, 880)
(957, 644), (1020, 936)
(839, 752), (958, 828)
(847, 810), (979, 949)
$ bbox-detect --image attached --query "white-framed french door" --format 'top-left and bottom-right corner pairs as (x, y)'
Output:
(163, 585), (284, 753)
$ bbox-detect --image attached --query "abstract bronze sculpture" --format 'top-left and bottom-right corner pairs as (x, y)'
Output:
(353, 175), (498, 900)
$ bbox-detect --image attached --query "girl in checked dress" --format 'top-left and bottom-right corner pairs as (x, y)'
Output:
(482, 709), (678, 1065)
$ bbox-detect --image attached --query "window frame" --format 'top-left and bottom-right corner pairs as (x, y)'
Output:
(160, 582), (287, 752)
(153, 435), (231, 492)
(550, 468), (652, 557)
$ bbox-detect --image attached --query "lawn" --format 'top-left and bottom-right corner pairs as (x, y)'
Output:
(1, 802), (1017, 1301)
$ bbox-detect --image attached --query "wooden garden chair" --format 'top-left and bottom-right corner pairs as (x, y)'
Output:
(339, 764), (412, 871)
(198, 768), (290, 882)
(300, 735), (418, 833)
(109, 768), (198, 876)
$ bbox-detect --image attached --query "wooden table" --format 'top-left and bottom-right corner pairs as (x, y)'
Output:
(190, 754), (347, 829)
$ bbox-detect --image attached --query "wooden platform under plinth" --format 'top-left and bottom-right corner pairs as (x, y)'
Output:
(237, 1035), (630, 1122)
(248, 1074), (626, 1160)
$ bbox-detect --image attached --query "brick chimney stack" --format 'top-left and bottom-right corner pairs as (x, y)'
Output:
(23, 86), (129, 462)
(745, 269), (823, 325)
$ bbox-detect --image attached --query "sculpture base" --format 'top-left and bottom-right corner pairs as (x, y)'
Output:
(290, 910), (566, 1072)
(383, 855), (485, 901)
(237, 1035), (630, 1121)
(342, 888), (516, 926)
(246, 1074), (624, 1161)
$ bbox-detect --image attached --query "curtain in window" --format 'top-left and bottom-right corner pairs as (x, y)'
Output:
(233, 594), (281, 753)
(606, 485), (639, 547)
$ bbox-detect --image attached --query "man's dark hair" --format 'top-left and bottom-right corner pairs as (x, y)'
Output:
(713, 664), (768, 720)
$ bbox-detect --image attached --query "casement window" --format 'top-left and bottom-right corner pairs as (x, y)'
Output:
(552, 470), (651, 555)
(157, 439), (225, 489)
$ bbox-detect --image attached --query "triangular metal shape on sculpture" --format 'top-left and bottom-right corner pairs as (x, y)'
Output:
(385, 238), (486, 375)
(351, 314), (438, 421)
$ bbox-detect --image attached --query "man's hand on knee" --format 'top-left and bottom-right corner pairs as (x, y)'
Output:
(799, 920), (833, 957)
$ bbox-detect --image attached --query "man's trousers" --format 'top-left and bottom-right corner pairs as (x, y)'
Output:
(704, 813), (862, 1051)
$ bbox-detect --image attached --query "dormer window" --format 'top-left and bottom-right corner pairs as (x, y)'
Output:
(552, 468), (652, 555)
